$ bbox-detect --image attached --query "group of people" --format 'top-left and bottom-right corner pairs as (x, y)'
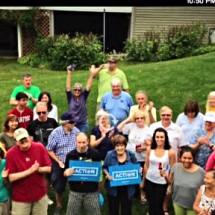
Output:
(1, 56), (215, 215)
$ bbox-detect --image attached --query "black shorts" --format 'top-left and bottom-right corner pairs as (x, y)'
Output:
(51, 161), (67, 194)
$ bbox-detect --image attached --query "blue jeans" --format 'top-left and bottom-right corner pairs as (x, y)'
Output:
(75, 121), (89, 134)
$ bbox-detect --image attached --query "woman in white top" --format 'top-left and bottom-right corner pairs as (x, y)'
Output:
(129, 90), (157, 126)
(33, 91), (58, 122)
(141, 127), (175, 215)
(193, 169), (215, 215)
(117, 111), (152, 203)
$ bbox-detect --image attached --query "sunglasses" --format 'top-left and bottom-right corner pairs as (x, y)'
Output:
(137, 98), (145, 100)
(37, 111), (46, 115)
(162, 114), (171, 117)
(73, 89), (82, 92)
(135, 117), (145, 120)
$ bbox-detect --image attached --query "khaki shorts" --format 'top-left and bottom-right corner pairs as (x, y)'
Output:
(12, 195), (48, 215)
(0, 199), (10, 215)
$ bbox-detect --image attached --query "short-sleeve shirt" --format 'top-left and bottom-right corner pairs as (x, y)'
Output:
(176, 112), (204, 145)
(122, 123), (151, 162)
(46, 126), (80, 163)
(66, 89), (90, 123)
(27, 118), (59, 146)
(97, 68), (129, 103)
(65, 147), (101, 193)
(171, 163), (204, 209)
(6, 142), (52, 202)
(150, 121), (186, 161)
(190, 129), (215, 168)
(100, 91), (133, 124)
(0, 132), (16, 150)
(8, 107), (33, 129)
(10, 85), (41, 109)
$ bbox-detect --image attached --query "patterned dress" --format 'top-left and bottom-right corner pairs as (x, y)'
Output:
(199, 185), (215, 214)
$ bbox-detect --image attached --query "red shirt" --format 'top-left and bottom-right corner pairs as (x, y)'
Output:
(8, 107), (33, 129)
(6, 142), (52, 202)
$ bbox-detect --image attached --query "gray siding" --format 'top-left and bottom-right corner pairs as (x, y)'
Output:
(131, 7), (215, 44)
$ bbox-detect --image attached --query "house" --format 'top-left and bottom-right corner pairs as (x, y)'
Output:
(0, 7), (132, 58)
(0, 7), (215, 58)
(131, 7), (215, 44)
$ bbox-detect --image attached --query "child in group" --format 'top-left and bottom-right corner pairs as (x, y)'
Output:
(0, 146), (10, 215)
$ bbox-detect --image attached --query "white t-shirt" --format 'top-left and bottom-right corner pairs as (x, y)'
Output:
(122, 123), (151, 162)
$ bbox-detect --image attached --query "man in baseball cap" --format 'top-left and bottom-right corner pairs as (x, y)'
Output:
(46, 111), (80, 215)
(6, 128), (52, 215)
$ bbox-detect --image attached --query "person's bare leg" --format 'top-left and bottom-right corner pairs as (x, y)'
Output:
(163, 194), (170, 214)
(56, 193), (63, 208)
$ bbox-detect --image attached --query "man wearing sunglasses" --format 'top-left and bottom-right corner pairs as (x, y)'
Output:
(6, 128), (52, 215)
(10, 74), (41, 110)
(27, 101), (58, 205)
(27, 102), (58, 147)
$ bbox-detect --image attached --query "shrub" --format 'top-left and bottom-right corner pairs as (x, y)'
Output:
(124, 39), (154, 62)
(19, 32), (107, 71)
(125, 21), (208, 62)
(157, 21), (207, 61)
(191, 45), (215, 56)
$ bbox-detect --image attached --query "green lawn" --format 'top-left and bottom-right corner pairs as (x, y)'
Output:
(1, 52), (215, 214)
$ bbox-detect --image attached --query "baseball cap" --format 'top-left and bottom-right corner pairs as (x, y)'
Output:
(14, 128), (29, 141)
(204, 112), (215, 122)
(60, 111), (75, 124)
(108, 56), (118, 63)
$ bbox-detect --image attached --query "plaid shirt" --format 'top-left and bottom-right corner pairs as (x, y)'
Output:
(46, 126), (80, 163)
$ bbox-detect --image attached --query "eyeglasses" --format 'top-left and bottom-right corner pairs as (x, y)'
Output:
(137, 98), (144, 100)
(162, 114), (171, 117)
(37, 111), (46, 115)
(73, 89), (81, 92)
(135, 117), (145, 120)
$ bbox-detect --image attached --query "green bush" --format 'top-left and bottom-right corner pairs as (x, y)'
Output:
(125, 21), (208, 62)
(191, 44), (215, 56)
(124, 39), (154, 62)
(18, 53), (45, 68)
(19, 33), (107, 71)
(157, 21), (207, 61)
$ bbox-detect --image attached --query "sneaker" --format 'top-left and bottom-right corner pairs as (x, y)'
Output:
(53, 206), (62, 215)
(47, 197), (53, 205)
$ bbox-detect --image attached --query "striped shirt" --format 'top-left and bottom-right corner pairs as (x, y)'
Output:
(46, 126), (80, 163)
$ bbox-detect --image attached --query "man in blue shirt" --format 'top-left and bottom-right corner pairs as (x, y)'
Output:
(46, 112), (80, 215)
(100, 78), (133, 125)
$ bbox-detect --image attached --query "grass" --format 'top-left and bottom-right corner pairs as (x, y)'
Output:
(1, 52), (215, 214)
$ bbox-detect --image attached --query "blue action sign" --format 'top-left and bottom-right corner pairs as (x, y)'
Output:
(68, 160), (102, 182)
(109, 164), (141, 187)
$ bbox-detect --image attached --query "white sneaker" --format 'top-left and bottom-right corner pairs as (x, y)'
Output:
(47, 197), (53, 205)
